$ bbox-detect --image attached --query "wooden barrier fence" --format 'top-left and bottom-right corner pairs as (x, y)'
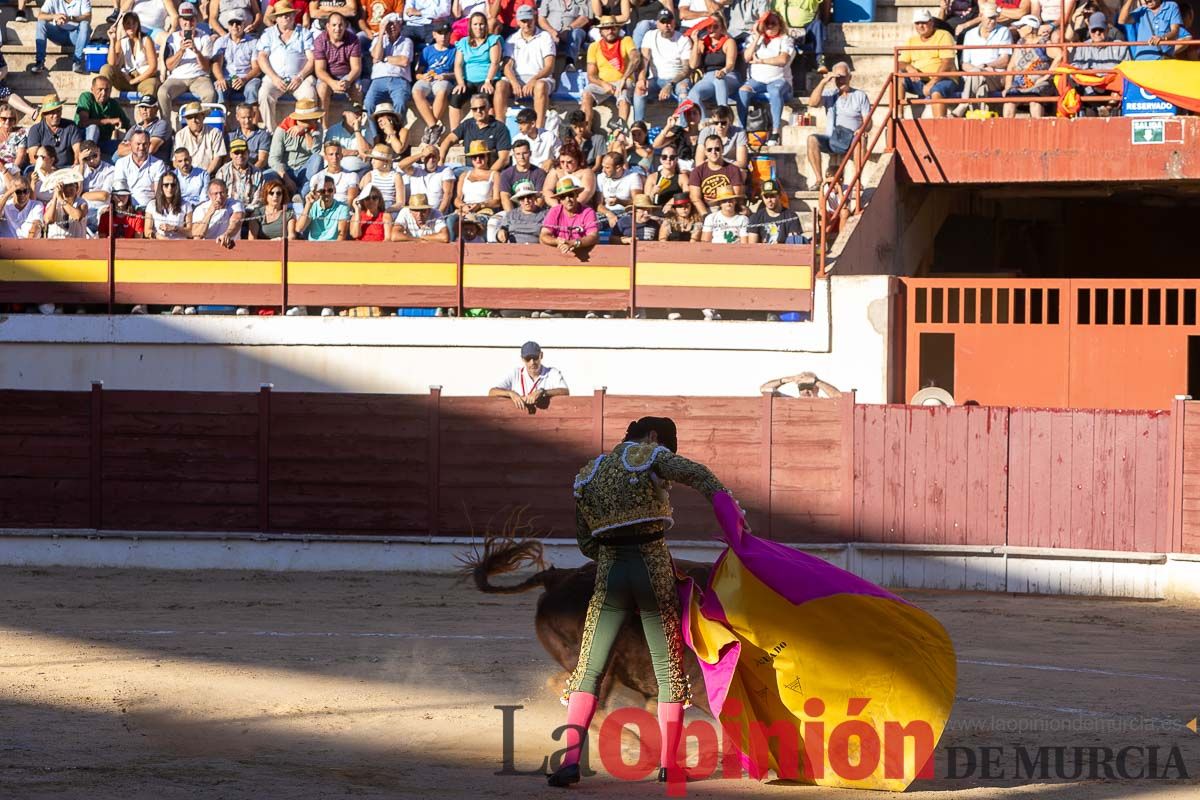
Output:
(0, 238), (816, 316)
(0, 387), (1194, 553)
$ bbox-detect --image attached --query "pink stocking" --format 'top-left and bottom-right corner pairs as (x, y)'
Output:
(562, 691), (598, 768)
(658, 701), (685, 770)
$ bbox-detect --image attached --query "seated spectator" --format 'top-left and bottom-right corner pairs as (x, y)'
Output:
(173, 147), (211, 205)
(0, 106), (26, 175)
(563, 110), (608, 171)
(257, 0), (318, 130)
(358, 144), (405, 211)
(652, 108), (699, 169)
(230, 103), (271, 169)
(118, 96), (172, 162)
(98, 178), (145, 238)
(541, 141), (597, 206)
(296, 175), (351, 239)
(217, 138), (265, 210)
(689, 133), (744, 214)
(805, 61), (870, 189)
(366, 13), (414, 114)
(1002, 15), (1058, 117)
(192, 178), (245, 246)
(728, 0), (770, 47)
(460, 211), (487, 242)
(308, 141), (361, 203)
(248, 178), (294, 238)
(310, 0), (359, 31)
(643, 143), (690, 208)
(350, 187), (394, 239)
(114, 130), (168, 208)
(512, 108), (559, 173)
(499, 137), (548, 209)
(634, 11), (692, 122)
(360, 0), (403, 45)
(399, 143), (455, 216)
(43, 173), (89, 239)
(616, 192), (660, 242)
(596, 151), (641, 230)
(73, 77), (129, 162)
(79, 141), (114, 228)
(1070, 11), (1130, 112)
(539, 0), (591, 68)
(456, 141), (501, 214)
(214, 16), (265, 110)
(29, 147), (57, 205)
(101, 12), (161, 97)
(145, 172), (193, 238)
(747, 178), (805, 243)
(392, 192), (450, 240)
(370, 102), (411, 157)
(211, 0), (266, 37)
(320, 103), (374, 175)
(158, 3), (219, 126)
(539, 177), (599, 254)
(489, 340), (569, 410)
(450, 13), (503, 129)
(1120, 0), (1182, 59)
(0, 177), (44, 238)
(401, 0), (452, 45)
(953, 4), (1013, 117)
(440, 90), (513, 169)
(701, 184), (747, 244)
(687, 15), (739, 115)
(495, 180), (546, 241)
(268, 98), (324, 193)
(943, 0), (982, 37)
(736, 11), (795, 146)
(496, 6), (557, 127)
(583, 16), (638, 127)
(30, 0), (92, 75)
(412, 21), (457, 132)
(27, 97), (82, 169)
(776, 0), (830, 74)
(175, 102), (229, 176)
(116, 0), (178, 39)
(697, 106), (749, 171)
(898, 9), (960, 118)
(626, 0), (667, 47)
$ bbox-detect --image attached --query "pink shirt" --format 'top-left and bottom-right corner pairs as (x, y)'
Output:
(542, 203), (598, 241)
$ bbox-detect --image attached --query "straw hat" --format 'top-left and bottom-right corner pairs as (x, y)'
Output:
(597, 15), (623, 28)
(510, 180), (538, 200)
(408, 193), (432, 211)
(40, 96), (64, 114)
(632, 193), (657, 209)
(712, 184), (744, 203)
(553, 177), (584, 197)
(372, 102), (399, 119)
(266, 0), (300, 23)
(465, 140), (493, 158)
(289, 98), (324, 121)
(181, 101), (205, 118)
(369, 144), (395, 161)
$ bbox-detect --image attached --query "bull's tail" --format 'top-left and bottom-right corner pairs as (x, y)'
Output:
(458, 505), (559, 594)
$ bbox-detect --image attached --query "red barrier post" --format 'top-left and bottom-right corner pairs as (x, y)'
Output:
(428, 385), (442, 536)
(89, 381), (103, 528)
(258, 384), (272, 532)
(760, 391), (773, 539)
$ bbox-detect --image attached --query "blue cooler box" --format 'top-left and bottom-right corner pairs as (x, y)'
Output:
(83, 44), (108, 73)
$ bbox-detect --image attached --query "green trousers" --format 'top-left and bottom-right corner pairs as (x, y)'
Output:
(566, 539), (690, 704)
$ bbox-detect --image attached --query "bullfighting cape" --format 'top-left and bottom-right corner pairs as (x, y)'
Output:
(680, 508), (956, 791)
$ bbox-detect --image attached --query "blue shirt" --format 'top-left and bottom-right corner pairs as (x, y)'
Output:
(230, 127), (270, 159)
(215, 33), (260, 77)
(176, 166), (211, 206)
(306, 199), (350, 240)
(1125, 1), (1183, 59)
(418, 43), (455, 78)
(456, 34), (501, 83)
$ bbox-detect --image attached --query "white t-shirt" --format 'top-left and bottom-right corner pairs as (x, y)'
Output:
(146, 201), (193, 239)
(597, 171), (642, 210)
(680, 0), (709, 28)
(1, 200), (45, 238)
(703, 211), (748, 243)
(394, 207), (447, 238)
(193, 199), (245, 238)
(747, 34), (794, 84)
(308, 168), (360, 203)
(642, 29), (690, 81)
(505, 29), (557, 83)
(129, 0), (168, 31)
(495, 364), (568, 394)
(405, 165), (455, 213)
(514, 128), (559, 167)
(372, 33), (414, 81)
(165, 30), (217, 81)
(45, 197), (90, 239)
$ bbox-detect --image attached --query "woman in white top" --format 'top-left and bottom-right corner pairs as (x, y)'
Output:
(101, 13), (161, 96)
(29, 146), (56, 205)
(358, 144), (406, 213)
(455, 143), (500, 214)
(42, 180), (90, 239)
(119, 0), (179, 38)
(144, 175), (194, 239)
(736, 11), (795, 146)
(596, 151), (642, 230)
(398, 143), (457, 216)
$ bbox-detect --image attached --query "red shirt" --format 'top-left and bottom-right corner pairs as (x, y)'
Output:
(357, 210), (387, 241)
(496, 0), (536, 27)
(99, 209), (145, 238)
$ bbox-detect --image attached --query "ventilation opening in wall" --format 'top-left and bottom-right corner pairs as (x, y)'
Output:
(1189, 337), (1200, 400)
(919, 332), (955, 398)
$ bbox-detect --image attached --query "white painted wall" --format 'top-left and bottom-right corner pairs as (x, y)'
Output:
(0, 277), (892, 400)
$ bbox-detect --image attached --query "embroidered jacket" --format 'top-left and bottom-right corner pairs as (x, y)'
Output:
(572, 441), (727, 559)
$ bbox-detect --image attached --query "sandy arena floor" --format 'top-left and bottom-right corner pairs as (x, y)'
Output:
(1, 565), (1198, 799)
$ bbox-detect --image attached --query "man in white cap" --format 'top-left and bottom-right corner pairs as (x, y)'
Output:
(256, 0), (318, 130)
(897, 9), (960, 118)
(158, 2), (218, 126)
(954, 4), (1013, 116)
(495, 5), (557, 127)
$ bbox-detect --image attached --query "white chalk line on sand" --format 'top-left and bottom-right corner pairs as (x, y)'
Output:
(958, 658), (1194, 684)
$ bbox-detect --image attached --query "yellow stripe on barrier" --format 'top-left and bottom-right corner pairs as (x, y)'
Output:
(116, 260), (280, 284)
(637, 262), (813, 290)
(0, 259), (108, 283)
(464, 264), (630, 290)
(288, 262), (458, 286)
